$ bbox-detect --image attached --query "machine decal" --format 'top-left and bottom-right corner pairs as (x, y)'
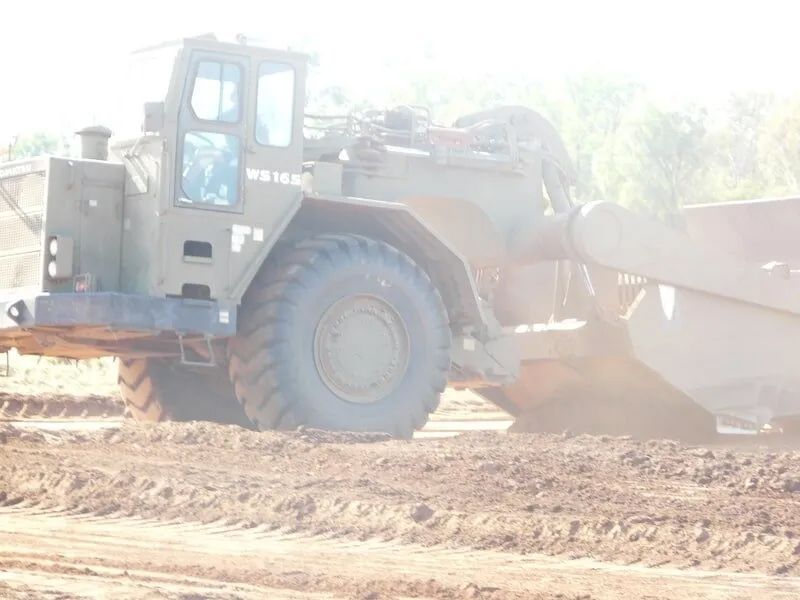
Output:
(230, 225), (264, 253)
(245, 167), (301, 187)
(231, 224), (253, 253)
(0, 162), (33, 179)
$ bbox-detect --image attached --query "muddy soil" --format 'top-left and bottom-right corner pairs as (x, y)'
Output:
(1, 421), (800, 598)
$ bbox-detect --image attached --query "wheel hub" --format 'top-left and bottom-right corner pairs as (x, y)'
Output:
(314, 294), (410, 404)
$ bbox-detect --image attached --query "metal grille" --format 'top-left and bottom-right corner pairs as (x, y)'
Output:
(0, 171), (46, 290)
(0, 252), (42, 289)
(0, 172), (45, 217)
(0, 213), (42, 253)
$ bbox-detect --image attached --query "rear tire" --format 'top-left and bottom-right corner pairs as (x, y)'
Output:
(227, 234), (451, 438)
(118, 358), (251, 426)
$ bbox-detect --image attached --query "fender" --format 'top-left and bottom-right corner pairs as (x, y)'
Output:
(268, 193), (490, 332)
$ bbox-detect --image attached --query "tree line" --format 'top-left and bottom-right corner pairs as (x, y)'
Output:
(6, 71), (799, 218)
(310, 71), (800, 218)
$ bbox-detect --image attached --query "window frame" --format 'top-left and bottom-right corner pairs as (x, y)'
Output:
(188, 60), (244, 125)
(255, 61), (296, 148)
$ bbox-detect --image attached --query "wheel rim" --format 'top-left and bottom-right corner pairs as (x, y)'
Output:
(313, 294), (410, 404)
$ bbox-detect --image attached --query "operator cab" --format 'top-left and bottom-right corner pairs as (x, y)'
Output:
(139, 36), (303, 210)
(114, 36), (307, 303)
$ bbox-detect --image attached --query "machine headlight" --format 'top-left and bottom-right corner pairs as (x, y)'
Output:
(44, 235), (74, 281)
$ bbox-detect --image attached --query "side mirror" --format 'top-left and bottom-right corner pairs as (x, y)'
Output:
(143, 102), (165, 133)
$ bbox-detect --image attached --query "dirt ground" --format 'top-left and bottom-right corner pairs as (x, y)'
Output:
(1, 357), (800, 598)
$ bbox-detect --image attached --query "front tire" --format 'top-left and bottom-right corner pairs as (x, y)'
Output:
(227, 234), (451, 438)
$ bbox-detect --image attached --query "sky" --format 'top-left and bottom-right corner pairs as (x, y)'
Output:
(2, 0), (800, 142)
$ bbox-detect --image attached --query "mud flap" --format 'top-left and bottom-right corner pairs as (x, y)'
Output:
(476, 357), (717, 443)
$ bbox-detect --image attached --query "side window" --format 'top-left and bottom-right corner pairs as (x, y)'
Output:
(190, 61), (241, 123)
(256, 62), (295, 147)
(180, 131), (240, 206)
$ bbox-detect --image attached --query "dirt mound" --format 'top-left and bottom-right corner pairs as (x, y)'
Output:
(2, 421), (800, 576)
(505, 358), (717, 443)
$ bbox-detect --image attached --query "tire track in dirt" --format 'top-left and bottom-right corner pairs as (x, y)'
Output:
(0, 388), (504, 425)
(3, 421), (800, 596)
(1, 506), (798, 600)
(0, 393), (512, 439)
(0, 394), (121, 420)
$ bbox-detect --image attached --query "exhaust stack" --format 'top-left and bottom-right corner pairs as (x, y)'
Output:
(75, 125), (112, 161)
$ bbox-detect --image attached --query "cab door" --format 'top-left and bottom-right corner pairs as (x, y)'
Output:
(160, 44), (305, 304)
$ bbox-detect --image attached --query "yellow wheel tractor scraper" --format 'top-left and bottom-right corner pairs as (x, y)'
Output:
(1, 35), (798, 440)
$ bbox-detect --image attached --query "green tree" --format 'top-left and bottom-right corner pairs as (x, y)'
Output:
(614, 104), (710, 217)
(8, 132), (62, 160)
(758, 96), (800, 197)
(288, 48), (800, 213)
(702, 92), (774, 202)
(557, 74), (642, 203)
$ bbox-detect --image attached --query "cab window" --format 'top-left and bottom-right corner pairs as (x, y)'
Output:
(190, 61), (242, 123)
(256, 62), (295, 147)
(180, 131), (240, 206)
